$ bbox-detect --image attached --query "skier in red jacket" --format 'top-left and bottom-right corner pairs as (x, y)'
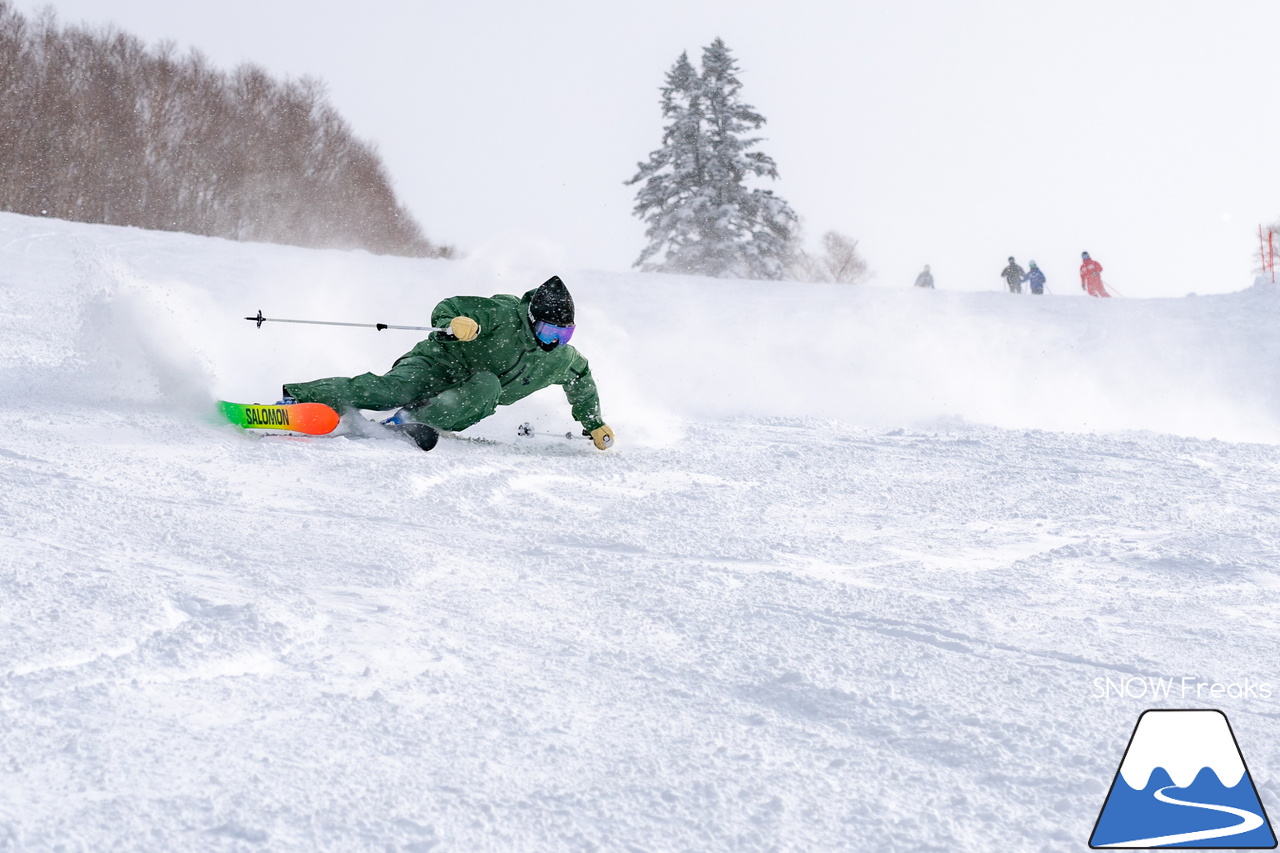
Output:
(1080, 251), (1110, 298)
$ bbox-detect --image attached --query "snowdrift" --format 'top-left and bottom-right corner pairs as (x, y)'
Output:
(1, 212), (1276, 442)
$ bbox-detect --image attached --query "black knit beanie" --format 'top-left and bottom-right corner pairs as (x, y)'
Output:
(529, 276), (574, 326)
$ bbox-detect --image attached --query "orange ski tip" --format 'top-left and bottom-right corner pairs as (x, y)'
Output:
(291, 403), (341, 435)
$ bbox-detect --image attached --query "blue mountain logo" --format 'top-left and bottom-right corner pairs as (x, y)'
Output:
(1090, 709), (1276, 848)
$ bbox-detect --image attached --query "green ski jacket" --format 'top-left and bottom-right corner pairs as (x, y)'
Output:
(424, 290), (603, 427)
(287, 289), (604, 432)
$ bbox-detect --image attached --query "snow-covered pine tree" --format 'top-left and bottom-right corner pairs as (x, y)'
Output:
(627, 39), (798, 279)
(627, 51), (704, 274)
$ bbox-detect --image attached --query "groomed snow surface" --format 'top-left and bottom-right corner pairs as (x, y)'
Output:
(2, 212), (1280, 851)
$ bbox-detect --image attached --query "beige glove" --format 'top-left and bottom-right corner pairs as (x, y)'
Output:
(589, 425), (615, 450)
(449, 316), (480, 341)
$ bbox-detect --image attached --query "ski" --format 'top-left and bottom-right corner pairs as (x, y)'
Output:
(220, 402), (438, 451)
(217, 401), (341, 436)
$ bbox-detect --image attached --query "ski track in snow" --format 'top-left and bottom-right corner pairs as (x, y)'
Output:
(2, 213), (1280, 851)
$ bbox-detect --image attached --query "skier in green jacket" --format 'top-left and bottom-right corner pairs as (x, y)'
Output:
(283, 276), (614, 451)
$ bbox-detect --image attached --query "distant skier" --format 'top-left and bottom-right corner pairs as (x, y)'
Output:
(1001, 257), (1025, 294)
(1022, 261), (1046, 295)
(1080, 252), (1110, 298)
(282, 276), (615, 450)
(914, 265), (935, 289)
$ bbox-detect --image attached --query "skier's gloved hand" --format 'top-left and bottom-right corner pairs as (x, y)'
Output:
(588, 425), (615, 450)
(449, 316), (480, 341)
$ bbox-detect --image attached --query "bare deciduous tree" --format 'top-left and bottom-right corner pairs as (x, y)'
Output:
(819, 231), (869, 284)
(790, 230), (870, 284)
(0, 2), (451, 258)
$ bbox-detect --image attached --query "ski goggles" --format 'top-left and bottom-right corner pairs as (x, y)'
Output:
(533, 320), (574, 346)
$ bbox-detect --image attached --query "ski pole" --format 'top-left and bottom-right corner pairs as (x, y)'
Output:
(517, 422), (591, 441)
(244, 309), (444, 333)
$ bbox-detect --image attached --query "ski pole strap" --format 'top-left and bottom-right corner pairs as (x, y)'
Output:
(244, 309), (442, 332)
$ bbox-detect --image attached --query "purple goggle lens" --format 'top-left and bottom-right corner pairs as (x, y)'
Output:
(533, 320), (574, 345)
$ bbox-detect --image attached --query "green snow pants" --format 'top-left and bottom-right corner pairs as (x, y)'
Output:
(285, 364), (502, 432)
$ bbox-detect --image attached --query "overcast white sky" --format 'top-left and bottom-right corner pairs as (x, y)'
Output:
(14, 0), (1280, 295)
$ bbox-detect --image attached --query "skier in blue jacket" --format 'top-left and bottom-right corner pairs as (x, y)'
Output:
(1022, 261), (1046, 295)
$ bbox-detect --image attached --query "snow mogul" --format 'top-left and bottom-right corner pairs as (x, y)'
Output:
(1080, 251), (1110, 298)
(1001, 257), (1025, 294)
(282, 275), (615, 451)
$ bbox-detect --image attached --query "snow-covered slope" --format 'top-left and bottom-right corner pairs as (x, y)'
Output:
(3, 212), (1280, 851)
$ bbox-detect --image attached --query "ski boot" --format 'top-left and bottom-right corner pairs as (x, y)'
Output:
(381, 409), (440, 452)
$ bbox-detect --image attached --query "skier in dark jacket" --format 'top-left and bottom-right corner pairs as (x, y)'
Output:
(1001, 257), (1025, 293)
(1022, 261), (1046, 295)
(284, 276), (615, 450)
(914, 265), (935, 289)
